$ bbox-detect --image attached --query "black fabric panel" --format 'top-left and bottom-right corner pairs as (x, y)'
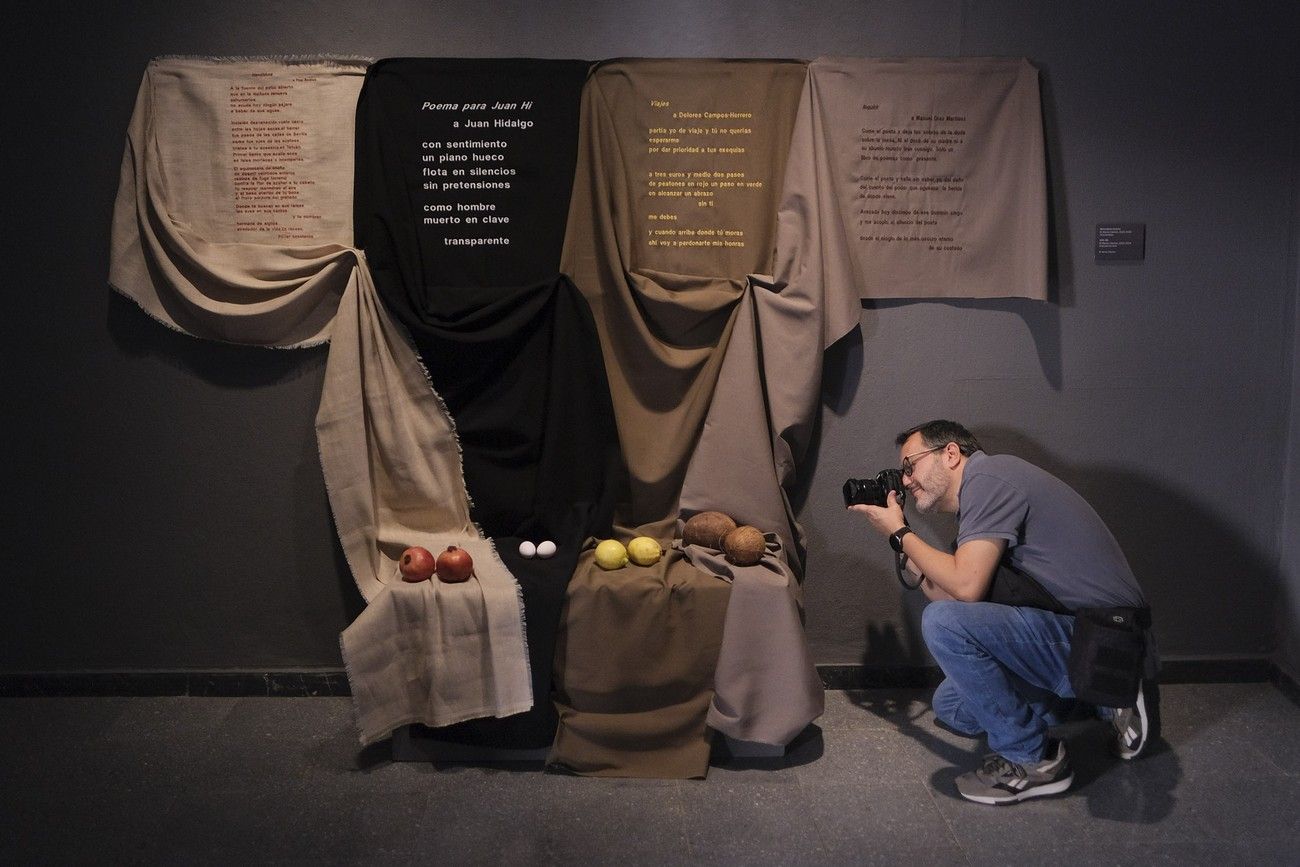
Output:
(356, 57), (588, 288)
(354, 58), (621, 746)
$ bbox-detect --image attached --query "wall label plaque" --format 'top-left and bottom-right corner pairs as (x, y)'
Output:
(1095, 223), (1146, 262)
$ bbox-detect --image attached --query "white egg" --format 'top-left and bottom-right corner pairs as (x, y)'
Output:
(536, 540), (557, 559)
(518, 541), (537, 558)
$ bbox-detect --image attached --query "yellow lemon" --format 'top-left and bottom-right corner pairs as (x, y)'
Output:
(627, 536), (662, 566)
(594, 539), (628, 570)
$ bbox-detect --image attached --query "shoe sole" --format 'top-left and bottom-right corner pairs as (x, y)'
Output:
(959, 772), (1075, 805)
(1116, 680), (1161, 760)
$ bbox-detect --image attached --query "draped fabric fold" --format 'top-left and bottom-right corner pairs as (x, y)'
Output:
(352, 58), (618, 747)
(679, 276), (850, 747)
(110, 57), (368, 347)
(321, 264), (532, 742)
(555, 59), (807, 776)
(676, 68), (865, 746)
(678, 534), (823, 746)
(109, 58), (532, 742)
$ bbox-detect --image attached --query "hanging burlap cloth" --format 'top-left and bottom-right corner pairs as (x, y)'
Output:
(554, 59), (807, 776)
(109, 57), (532, 745)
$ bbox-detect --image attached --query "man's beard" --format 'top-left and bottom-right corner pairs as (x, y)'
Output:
(911, 463), (947, 513)
(913, 489), (939, 513)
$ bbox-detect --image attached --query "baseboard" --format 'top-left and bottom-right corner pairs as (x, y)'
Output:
(0, 670), (350, 697)
(392, 725), (551, 763)
(817, 665), (945, 689)
(0, 658), (1286, 697)
(819, 657), (1280, 689)
(1272, 666), (1300, 708)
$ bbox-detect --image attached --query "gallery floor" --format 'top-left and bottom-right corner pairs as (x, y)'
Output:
(4, 682), (1297, 865)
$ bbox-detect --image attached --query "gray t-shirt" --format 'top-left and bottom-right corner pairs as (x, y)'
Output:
(956, 451), (1145, 610)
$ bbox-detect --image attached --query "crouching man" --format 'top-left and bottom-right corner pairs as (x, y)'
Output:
(851, 420), (1158, 805)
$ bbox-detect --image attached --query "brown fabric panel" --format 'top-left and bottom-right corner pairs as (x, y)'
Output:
(551, 699), (716, 779)
(682, 540), (824, 746)
(549, 549), (731, 778)
(670, 82), (848, 749)
(796, 57), (1048, 300)
(561, 59), (807, 527)
(553, 59), (806, 777)
(677, 275), (850, 746)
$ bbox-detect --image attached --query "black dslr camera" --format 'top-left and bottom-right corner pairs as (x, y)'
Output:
(842, 469), (907, 508)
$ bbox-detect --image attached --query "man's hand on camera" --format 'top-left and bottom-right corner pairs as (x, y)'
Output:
(848, 490), (906, 537)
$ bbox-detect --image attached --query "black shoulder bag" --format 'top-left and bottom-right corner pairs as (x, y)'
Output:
(988, 559), (1151, 708)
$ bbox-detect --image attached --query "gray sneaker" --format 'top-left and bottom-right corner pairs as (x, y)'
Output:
(1112, 678), (1160, 760)
(955, 739), (1073, 805)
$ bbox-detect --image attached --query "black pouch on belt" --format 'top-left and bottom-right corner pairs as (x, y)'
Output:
(1067, 606), (1151, 707)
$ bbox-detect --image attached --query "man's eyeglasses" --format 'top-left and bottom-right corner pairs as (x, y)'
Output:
(900, 445), (946, 478)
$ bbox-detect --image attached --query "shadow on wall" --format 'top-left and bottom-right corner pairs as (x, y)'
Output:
(107, 289), (363, 623)
(862, 599), (933, 674)
(788, 325), (864, 519)
(294, 433), (365, 623)
(860, 296), (1064, 391)
(1039, 64), (1074, 311)
(977, 426), (1281, 658)
(826, 422), (1281, 668)
(106, 288), (328, 389)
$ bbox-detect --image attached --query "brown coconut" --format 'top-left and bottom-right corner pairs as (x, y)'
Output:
(683, 511), (737, 549)
(723, 525), (766, 566)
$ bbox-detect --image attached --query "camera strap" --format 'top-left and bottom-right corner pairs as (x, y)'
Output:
(894, 518), (923, 589)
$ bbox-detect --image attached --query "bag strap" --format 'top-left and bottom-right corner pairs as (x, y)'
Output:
(987, 555), (1074, 615)
(994, 556), (1153, 630)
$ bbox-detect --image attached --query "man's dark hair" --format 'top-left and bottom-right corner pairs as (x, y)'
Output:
(895, 420), (983, 456)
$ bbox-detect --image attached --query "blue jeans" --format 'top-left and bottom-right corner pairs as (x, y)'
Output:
(922, 600), (1077, 764)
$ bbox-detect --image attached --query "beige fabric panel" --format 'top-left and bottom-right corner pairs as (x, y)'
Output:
(109, 58), (368, 347)
(314, 264), (473, 601)
(108, 58), (532, 739)
(319, 265), (533, 740)
(795, 56), (1047, 300)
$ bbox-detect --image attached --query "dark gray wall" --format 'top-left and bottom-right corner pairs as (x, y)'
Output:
(4, 1), (1298, 672)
